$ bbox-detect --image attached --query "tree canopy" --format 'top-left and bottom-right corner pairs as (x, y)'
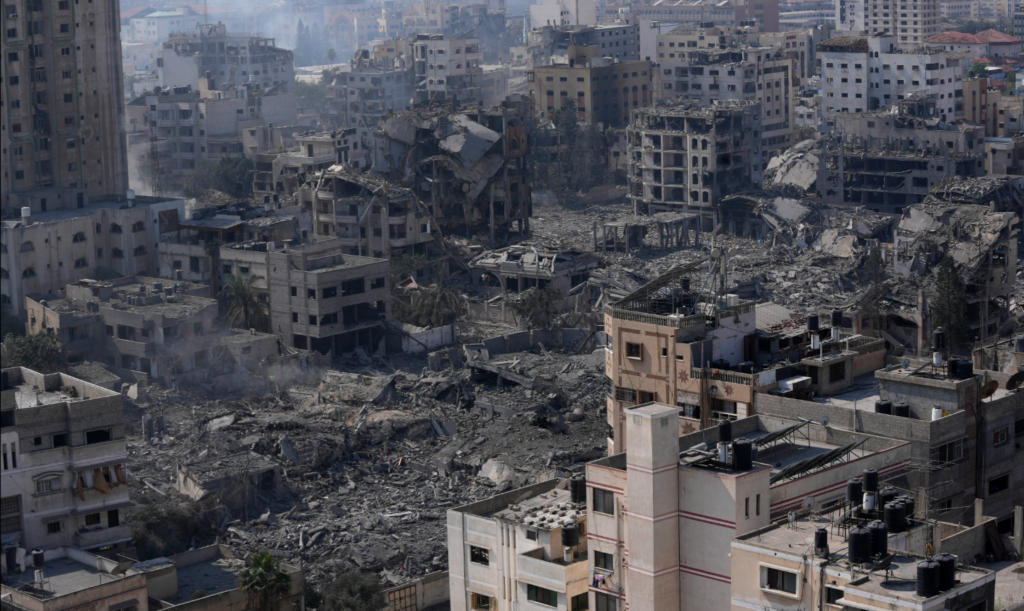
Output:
(220, 274), (270, 332)
(239, 553), (291, 611)
(2, 330), (70, 373)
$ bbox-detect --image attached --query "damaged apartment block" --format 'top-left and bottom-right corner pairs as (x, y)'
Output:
(820, 94), (986, 213)
(469, 245), (600, 295)
(627, 100), (763, 229)
(374, 101), (532, 247)
(1, 367), (134, 559)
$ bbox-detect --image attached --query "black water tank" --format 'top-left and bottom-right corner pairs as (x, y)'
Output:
(863, 468), (879, 493)
(681, 277), (691, 291)
(737, 361), (754, 374)
(934, 554), (956, 591)
(947, 358), (958, 379)
(956, 360), (973, 379)
(917, 560), (941, 598)
(831, 309), (843, 327)
(849, 527), (871, 564)
(719, 418), (733, 443)
(893, 402), (910, 418)
(733, 439), (753, 471)
(846, 478), (863, 505)
(933, 329), (946, 351)
(807, 314), (820, 332)
(814, 528), (829, 557)
(711, 358), (732, 371)
(751, 444), (759, 462)
(561, 524), (579, 547)
(879, 487), (899, 507)
(884, 502), (907, 534)
(867, 520), (889, 557)
(32, 550), (45, 568)
(875, 400), (892, 414)
(902, 496), (916, 521)
(570, 476), (586, 504)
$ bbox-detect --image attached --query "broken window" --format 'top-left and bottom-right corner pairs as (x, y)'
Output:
(85, 428), (112, 444)
(470, 545), (489, 566)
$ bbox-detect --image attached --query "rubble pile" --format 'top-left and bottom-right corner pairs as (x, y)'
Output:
(126, 339), (610, 591)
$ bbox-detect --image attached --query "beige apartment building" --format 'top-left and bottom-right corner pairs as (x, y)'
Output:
(1, 193), (185, 316)
(838, 0), (940, 45)
(1, 367), (133, 557)
(526, 45), (653, 127)
(0, 0), (129, 210)
(413, 34), (483, 104)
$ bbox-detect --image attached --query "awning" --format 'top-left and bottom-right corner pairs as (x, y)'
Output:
(40, 513), (69, 523)
(71, 500), (135, 516)
(109, 599), (139, 611)
(67, 457), (124, 472)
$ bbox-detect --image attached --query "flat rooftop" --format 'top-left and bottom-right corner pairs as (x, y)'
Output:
(172, 557), (239, 603)
(739, 514), (992, 603)
(813, 373), (880, 410)
(2, 196), (181, 228)
(7, 556), (133, 598)
(489, 487), (584, 531)
(11, 384), (87, 409)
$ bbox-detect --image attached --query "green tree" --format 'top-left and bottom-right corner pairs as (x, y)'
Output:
(239, 553), (291, 611)
(294, 79), (328, 113)
(320, 572), (383, 611)
(220, 274), (269, 331)
(126, 501), (207, 560)
(968, 62), (988, 78)
(509, 285), (562, 330)
(395, 269), (462, 328)
(931, 254), (970, 350)
(2, 330), (69, 373)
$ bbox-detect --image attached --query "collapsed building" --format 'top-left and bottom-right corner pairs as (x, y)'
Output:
(627, 100), (763, 228)
(373, 101), (533, 247)
(819, 95), (986, 213)
(469, 245), (601, 296)
(894, 201), (1019, 344)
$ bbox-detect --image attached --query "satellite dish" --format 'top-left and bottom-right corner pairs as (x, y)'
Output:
(980, 380), (999, 399)
(821, 416), (829, 427)
(1005, 370), (1024, 390)
(870, 553), (896, 573)
(110, 560), (135, 576)
(728, 247), (737, 257)
(803, 496), (816, 511)
(711, 247), (722, 259)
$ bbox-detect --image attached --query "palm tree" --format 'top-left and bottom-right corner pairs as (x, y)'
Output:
(220, 274), (269, 331)
(324, 48), (337, 65)
(405, 271), (462, 328)
(239, 552), (290, 611)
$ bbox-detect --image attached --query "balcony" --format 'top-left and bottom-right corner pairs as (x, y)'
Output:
(111, 337), (155, 357)
(516, 548), (588, 595)
(75, 523), (132, 549)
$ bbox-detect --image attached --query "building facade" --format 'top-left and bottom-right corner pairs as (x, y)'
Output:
(1, 367), (133, 556)
(1, 0), (129, 211)
(159, 23), (295, 94)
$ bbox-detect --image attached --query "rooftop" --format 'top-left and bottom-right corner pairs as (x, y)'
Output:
(5, 555), (138, 599)
(2, 195), (182, 229)
(489, 487), (585, 531)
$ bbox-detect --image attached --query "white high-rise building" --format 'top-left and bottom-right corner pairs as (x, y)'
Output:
(837, 0), (940, 46)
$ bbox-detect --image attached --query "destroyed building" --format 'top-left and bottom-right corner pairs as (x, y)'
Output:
(626, 100), (763, 228)
(820, 95), (986, 213)
(265, 238), (392, 355)
(158, 23), (295, 94)
(374, 102), (532, 247)
(253, 129), (367, 207)
(1, 367), (134, 558)
(413, 34), (484, 105)
(330, 44), (415, 146)
(22, 276), (274, 384)
(298, 168), (439, 259)
(469, 245), (601, 296)
(894, 202), (1019, 343)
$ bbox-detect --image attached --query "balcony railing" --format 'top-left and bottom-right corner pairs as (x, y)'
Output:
(75, 523), (132, 548)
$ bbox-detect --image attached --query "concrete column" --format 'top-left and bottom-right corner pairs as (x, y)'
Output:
(625, 403), (682, 611)
(973, 498), (984, 527)
(1014, 505), (1023, 557)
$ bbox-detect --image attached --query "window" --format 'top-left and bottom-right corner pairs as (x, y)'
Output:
(85, 513), (101, 526)
(593, 488), (615, 514)
(110, 223), (122, 233)
(85, 429), (112, 444)
(571, 593), (589, 611)
(22, 268), (36, 278)
(323, 287), (337, 298)
(614, 386), (636, 403)
(625, 342), (642, 360)
(308, 289), (316, 299)
(828, 361), (846, 382)
(594, 593), (617, 611)
(74, 258), (87, 269)
(292, 313), (298, 323)
(52, 433), (67, 448)
(291, 287), (297, 297)
(992, 426), (1008, 446)
(112, 248), (124, 259)
(825, 587), (843, 604)
(47, 521), (63, 534)
(72, 232), (86, 243)
(470, 545), (489, 566)
(132, 221), (145, 232)
(937, 498), (953, 514)
(931, 439), (963, 463)
(989, 474), (1009, 495)
(756, 494), (761, 516)
(527, 585), (558, 607)
(133, 246), (147, 256)
(35, 477), (60, 494)
(594, 551), (614, 570)
(762, 566), (798, 594)
(526, 529), (537, 541)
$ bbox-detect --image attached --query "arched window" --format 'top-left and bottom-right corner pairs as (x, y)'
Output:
(110, 223), (123, 233)
(20, 241), (34, 252)
(74, 258), (88, 268)
(133, 245), (147, 256)
(0, 268), (8, 279)
(132, 221), (146, 232)
(23, 267), (36, 278)
(73, 232), (87, 243)
(112, 248), (124, 258)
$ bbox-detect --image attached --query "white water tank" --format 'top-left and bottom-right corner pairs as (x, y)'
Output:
(932, 407), (944, 421)
(21, 207), (31, 225)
